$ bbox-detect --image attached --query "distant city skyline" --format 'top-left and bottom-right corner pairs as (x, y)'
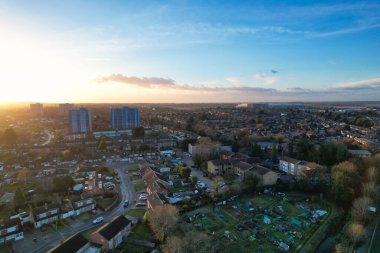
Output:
(0, 0), (379, 102)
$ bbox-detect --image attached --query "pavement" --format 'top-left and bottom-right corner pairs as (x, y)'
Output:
(12, 162), (138, 253)
(181, 151), (213, 189)
(367, 214), (380, 253)
(41, 130), (53, 146)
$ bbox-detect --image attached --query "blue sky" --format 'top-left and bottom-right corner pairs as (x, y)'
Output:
(0, 0), (379, 102)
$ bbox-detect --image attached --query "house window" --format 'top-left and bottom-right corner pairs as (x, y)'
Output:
(7, 227), (16, 233)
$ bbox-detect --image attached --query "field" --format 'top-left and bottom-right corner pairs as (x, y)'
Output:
(184, 191), (330, 253)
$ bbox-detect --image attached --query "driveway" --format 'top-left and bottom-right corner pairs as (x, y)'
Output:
(190, 167), (212, 189)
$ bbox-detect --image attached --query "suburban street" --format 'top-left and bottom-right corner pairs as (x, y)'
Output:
(13, 162), (137, 253)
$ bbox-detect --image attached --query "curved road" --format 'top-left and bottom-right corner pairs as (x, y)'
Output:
(41, 130), (53, 146)
(23, 162), (136, 253)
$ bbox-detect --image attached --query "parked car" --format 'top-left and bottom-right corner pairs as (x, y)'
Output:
(139, 195), (147, 200)
(136, 203), (147, 207)
(92, 217), (104, 224)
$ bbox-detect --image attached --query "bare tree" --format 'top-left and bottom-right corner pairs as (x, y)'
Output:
(161, 236), (182, 253)
(147, 205), (179, 242)
(366, 167), (377, 183)
(363, 182), (376, 201)
(347, 222), (365, 244)
(352, 197), (371, 224)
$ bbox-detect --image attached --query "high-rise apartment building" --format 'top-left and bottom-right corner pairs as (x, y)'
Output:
(69, 108), (92, 133)
(111, 107), (139, 129)
(30, 103), (43, 115)
(58, 103), (74, 114)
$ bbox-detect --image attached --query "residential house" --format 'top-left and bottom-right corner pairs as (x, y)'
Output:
(279, 157), (301, 176)
(251, 165), (278, 186)
(141, 167), (169, 195)
(31, 204), (60, 228)
(348, 149), (372, 158)
(72, 198), (96, 216)
(89, 215), (131, 252)
(59, 204), (75, 220)
(207, 159), (232, 176)
(147, 192), (168, 210)
(47, 233), (96, 253)
(0, 218), (23, 244)
(279, 157), (323, 178)
(233, 161), (253, 181)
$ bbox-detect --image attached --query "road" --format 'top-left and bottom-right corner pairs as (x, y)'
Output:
(15, 162), (137, 253)
(368, 215), (380, 253)
(41, 130), (53, 146)
(181, 153), (213, 189)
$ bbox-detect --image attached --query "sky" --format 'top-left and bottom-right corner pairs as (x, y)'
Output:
(0, 0), (380, 103)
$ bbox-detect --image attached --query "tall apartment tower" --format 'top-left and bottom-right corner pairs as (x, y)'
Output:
(30, 103), (43, 115)
(111, 107), (139, 129)
(69, 108), (92, 133)
(58, 103), (74, 114)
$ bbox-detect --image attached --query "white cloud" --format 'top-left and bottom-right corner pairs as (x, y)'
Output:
(254, 73), (277, 84)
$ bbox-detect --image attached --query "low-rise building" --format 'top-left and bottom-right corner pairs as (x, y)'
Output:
(47, 233), (95, 253)
(72, 198), (96, 216)
(0, 218), (24, 244)
(207, 159), (232, 176)
(233, 161), (253, 181)
(89, 215), (131, 252)
(348, 149), (372, 158)
(251, 165), (278, 186)
(31, 204), (60, 228)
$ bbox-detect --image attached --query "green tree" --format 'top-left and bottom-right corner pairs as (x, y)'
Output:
(175, 165), (191, 179)
(251, 142), (262, 157)
(331, 161), (359, 209)
(232, 141), (240, 152)
(319, 142), (337, 166)
(271, 142), (278, 163)
(14, 188), (26, 208)
(97, 137), (107, 150)
(53, 176), (75, 193)
(243, 173), (260, 193)
(296, 138), (314, 161)
(180, 138), (197, 151)
(192, 154), (203, 168)
(287, 141), (295, 157)
(191, 176), (198, 185)
(133, 126), (145, 138)
(2, 128), (17, 144)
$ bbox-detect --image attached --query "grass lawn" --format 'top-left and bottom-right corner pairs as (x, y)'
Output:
(133, 182), (146, 192)
(78, 212), (92, 221)
(131, 175), (141, 181)
(127, 208), (146, 218)
(97, 195), (117, 210)
(128, 167), (139, 172)
(172, 186), (192, 193)
(129, 223), (154, 242)
(0, 245), (10, 253)
(120, 242), (152, 253)
(0, 210), (10, 220)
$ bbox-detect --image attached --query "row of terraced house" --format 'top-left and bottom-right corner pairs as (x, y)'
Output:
(0, 197), (96, 245)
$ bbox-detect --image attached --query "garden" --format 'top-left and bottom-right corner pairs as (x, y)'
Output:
(184, 190), (331, 252)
